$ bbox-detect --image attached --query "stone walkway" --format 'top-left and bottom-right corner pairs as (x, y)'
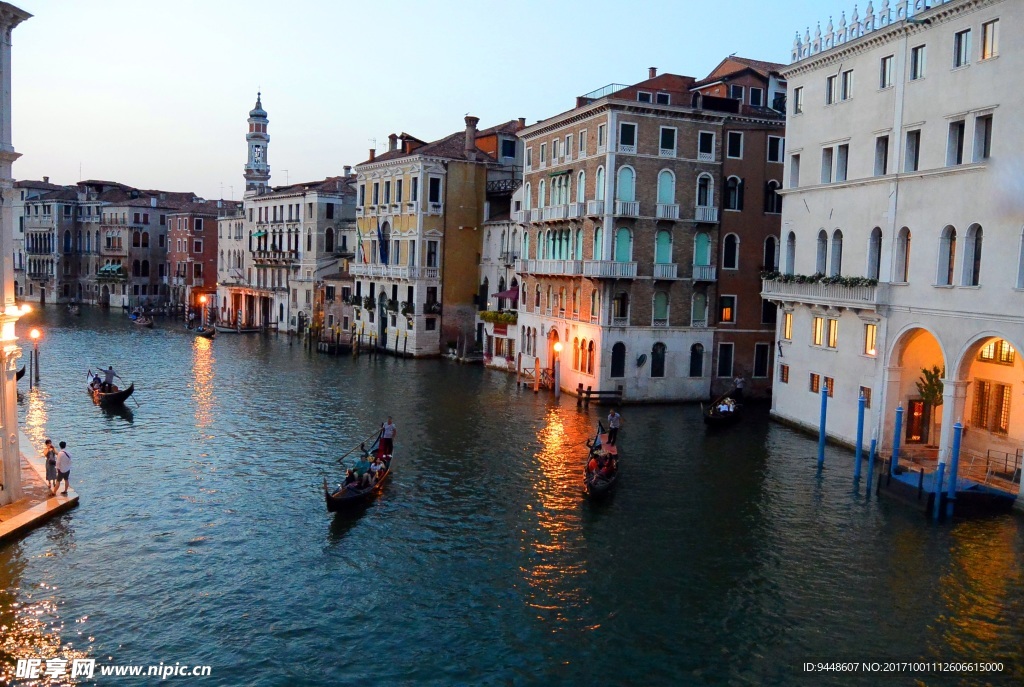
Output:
(0, 433), (79, 545)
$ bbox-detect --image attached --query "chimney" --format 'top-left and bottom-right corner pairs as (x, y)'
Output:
(369, 148), (376, 162)
(464, 115), (480, 161)
(388, 133), (398, 152)
(42, 176), (49, 183)
(649, 67), (658, 78)
(343, 165), (352, 176)
(518, 117), (526, 128)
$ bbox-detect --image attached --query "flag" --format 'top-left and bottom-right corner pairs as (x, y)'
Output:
(356, 224), (366, 263)
(377, 218), (389, 265)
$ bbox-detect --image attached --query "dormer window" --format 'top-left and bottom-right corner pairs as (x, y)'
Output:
(655, 92), (670, 105)
(728, 84), (744, 100)
(637, 91), (652, 103)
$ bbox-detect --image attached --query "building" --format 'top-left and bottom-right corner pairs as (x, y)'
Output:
(768, 0), (1022, 498)
(167, 200), (238, 314)
(351, 116), (523, 356)
(479, 185), (524, 370)
(12, 177), (63, 298)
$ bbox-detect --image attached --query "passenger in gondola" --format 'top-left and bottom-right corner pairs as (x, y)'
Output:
(600, 458), (616, 479)
(89, 374), (102, 392)
(369, 457), (385, 482)
(587, 454), (599, 474)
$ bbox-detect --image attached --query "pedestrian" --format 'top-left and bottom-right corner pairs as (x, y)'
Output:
(733, 375), (746, 401)
(381, 416), (397, 458)
(55, 441), (72, 496)
(43, 438), (58, 495)
(607, 408), (622, 446)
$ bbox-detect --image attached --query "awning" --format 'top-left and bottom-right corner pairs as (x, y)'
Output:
(252, 230), (267, 238)
(491, 288), (519, 300)
(547, 169), (572, 177)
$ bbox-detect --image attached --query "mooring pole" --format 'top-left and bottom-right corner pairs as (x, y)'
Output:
(817, 381), (829, 469)
(945, 421), (963, 520)
(854, 392), (866, 481)
(933, 461), (946, 521)
(891, 405), (904, 476)
(866, 432), (878, 495)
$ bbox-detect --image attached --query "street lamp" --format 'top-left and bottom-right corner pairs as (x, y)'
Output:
(553, 341), (563, 399)
(28, 328), (41, 388)
(199, 295), (208, 328)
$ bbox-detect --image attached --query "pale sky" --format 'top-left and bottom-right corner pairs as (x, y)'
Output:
(10, 0), (816, 200)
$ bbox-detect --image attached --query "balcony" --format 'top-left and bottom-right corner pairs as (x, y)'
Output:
(659, 148), (677, 158)
(194, 278), (205, 287)
(618, 144), (636, 154)
(541, 205), (567, 222)
(697, 150), (714, 161)
(656, 203), (679, 220)
(597, 144), (607, 155)
(25, 246), (53, 256)
(427, 202), (444, 215)
(694, 206), (719, 223)
(27, 271), (51, 281)
(586, 200), (604, 216)
(101, 244), (128, 257)
(516, 259), (583, 276)
(652, 318), (668, 327)
(356, 207), (365, 218)
(692, 265), (717, 282)
(761, 278), (882, 310)
(653, 263), (678, 279)
(253, 250), (298, 264)
(567, 202), (584, 218)
(583, 260), (637, 278)
(611, 316), (629, 327)
(691, 318), (708, 328)
(528, 208), (541, 223)
(406, 201), (418, 213)
(349, 264), (440, 281)
(614, 200), (640, 217)
(512, 210), (526, 224)
(499, 251), (520, 267)
(390, 203), (401, 214)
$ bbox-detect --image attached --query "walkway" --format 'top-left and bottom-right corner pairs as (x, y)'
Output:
(0, 432), (79, 545)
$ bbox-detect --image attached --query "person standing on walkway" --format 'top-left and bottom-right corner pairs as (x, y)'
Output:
(43, 439), (58, 495)
(55, 441), (72, 496)
(607, 409), (622, 446)
(733, 375), (746, 402)
(381, 417), (397, 458)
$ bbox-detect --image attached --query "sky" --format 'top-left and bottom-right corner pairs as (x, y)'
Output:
(9, 0), (819, 200)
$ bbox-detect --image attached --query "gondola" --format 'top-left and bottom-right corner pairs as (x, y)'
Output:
(134, 316), (154, 328)
(89, 382), (135, 407)
(324, 432), (392, 512)
(703, 393), (742, 427)
(16, 366), (25, 381)
(193, 326), (216, 339)
(68, 305), (80, 316)
(584, 421), (619, 498)
(215, 324), (261, 334)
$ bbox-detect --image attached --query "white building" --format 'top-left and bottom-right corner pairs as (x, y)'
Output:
(768, 0), (1023, 498)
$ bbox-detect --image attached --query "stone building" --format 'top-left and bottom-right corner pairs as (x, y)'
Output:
(168, 200), (239, 314)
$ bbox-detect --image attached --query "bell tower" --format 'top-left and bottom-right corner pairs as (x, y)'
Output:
(243, 92), (270, 196)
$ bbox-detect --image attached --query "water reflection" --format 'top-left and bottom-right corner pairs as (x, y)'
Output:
(23, 386), (50, 449)
(191, 338), (214, 431)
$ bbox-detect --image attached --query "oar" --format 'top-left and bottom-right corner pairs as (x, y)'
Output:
(335, 429), (381, 464)
(129, 382), (140, 408)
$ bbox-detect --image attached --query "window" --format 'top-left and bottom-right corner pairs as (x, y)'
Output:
(938, 225), (956, 286)
(749, 87), (763, 107)
(779, 364), (790, 383)
(821, 147), (833, 184)
(539, 143), (547, 164)
(696, 175), (712, 206)
(982, 20), (999, 60)
(972, 380), (1012, 434)
(824, 377), (835, 397)
(725, 177), (743, 211)
(579, 130), (587, 155)
(396, 179), (403, 202)
(761, 300), (777, 325)
(636, 91), (652, 103)
(880, 55), (894, 88)
(835, 144), (849, 182)
(689, 343), (704, 377)
(973, 114), (993, 161)
(659, 127), (676, 155)
(830, 230), (843, 276)
(565, 135), (572, 158)
(616, 167), (635, 202)
(597, 124), (606, 148)
(525, 148), (533, 168)
(372, 182), (380, 205)
(978, 339), (1015, 365)
(655, 92), (670, 105)
(905, 130), (921, 172)
(501, 139), (516, 158)
(809, 373), (821, 393)
(953, 29), (971, 68)
(765, 180), (783, 213)
(963, 224), (983, 286)
(717, 343), (734, 377)
(656, 171), (675, 206)
(428, 178), (442, 203)
(896, 227), (912, 282)
(864, 323), (877, 356)
(813, 316), (825, 346)
(619, 123), (637, 150)
(727, 131), (743, 159)
(698, 132), (714, 159)
(874, 135), (889, 176)
(825, 75), (837, 104)
(426, 240), (438, 267)
(868, 227), (883, 279)
(722, 234), (739, 269)
(827, 318), (838, 348)
(767, 136), (784, 163)
(816, 229), (828, 273)
(651, 343), (666, 378)
(793, 86), (804, 115)
(719, 295), (736, 323)
(789, 154), (800, 187)
(782, 312), (793, 340)
(840, 69), (853, 100)
(910, 45), (926, 80)
(947, 120), (966, 165)
(728, 84), (744, 101)
(610, 342), (626, 378)
(753, 343), (770, 378)
(194, 239), (203, 254)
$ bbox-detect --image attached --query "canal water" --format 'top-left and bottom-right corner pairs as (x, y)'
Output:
(1, 308), (1023, 686)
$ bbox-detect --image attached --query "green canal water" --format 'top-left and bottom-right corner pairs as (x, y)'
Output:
(1, 308), (1023, 686)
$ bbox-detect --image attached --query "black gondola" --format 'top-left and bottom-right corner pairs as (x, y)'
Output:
(193, 326), (216, 339)
(584, 421), (619, 498)
(703, 393), (741, 426)
(16, 366), (25, 380)
(324, 432), (392, 512)
(134, 317), (154, 328)
(89, 382), (135, 407)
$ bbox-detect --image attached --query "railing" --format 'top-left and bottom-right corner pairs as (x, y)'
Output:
(253, 250), (298, 261)
(697, 151), (714, 161)
(349, 264), (439, 280)
(512, 210), (526, 224)
(692, 265), (717, 281)
(656, 203), (679, 219)
(486, 178), (522, 194)
(27, 272), (51, 281)
(691, 318), (708, 328)
(583, 260), (637, 278)
(597, 144), (607, 155)
(428, 202), (443, 215)
(586, 200), (604, 216)
(694, 206), (719, 222)
(516, 259), (583, 276)
(498, 251), (519, 266)
(653, 263), (678, 279)
(542, 205), (567, 221)
(529, 208), (542, 223)
(101, 245), (128, 256)
(25, 247), (53, 255)
(659, 148), (676, 158)
(618, 144), (636, 154)
(193, 278), (205, 287)
(611, 316), (629, 327)
(761, 279), (881, 309)
(652, 318), (668, 327)
(567, 202), (584, 218)
(614, 200), (640, 217)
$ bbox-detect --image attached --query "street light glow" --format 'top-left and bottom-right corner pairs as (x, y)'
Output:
(199, 295), (208, 304)
(29, 328), (40, 340)
(553, 342), (563, 353)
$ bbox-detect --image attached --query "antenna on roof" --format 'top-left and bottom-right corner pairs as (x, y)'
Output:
(283, 170), (289, 185)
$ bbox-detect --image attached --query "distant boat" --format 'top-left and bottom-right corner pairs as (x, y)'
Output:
(68, 304), (80, 315)
(324, 430), (392, 512)
(89, 382), (135, 407)
(134, 316), (154, 328)
(193, 326), (216, 339)
(584, 421), (619, 498)
(703, 393), (742, 427)
(216, 324), (261, 334)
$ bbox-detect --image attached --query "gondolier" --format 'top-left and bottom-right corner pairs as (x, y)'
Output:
(101, 365), (120, 392)
(607, 409), (622, 445)
(381, 417), (397, 458)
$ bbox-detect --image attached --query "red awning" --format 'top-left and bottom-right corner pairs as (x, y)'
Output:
(491, 288), (519, 300)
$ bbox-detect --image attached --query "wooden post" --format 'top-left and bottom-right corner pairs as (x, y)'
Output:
(516, 353), (521, 386)
(577, 383), (584, 407)
(586, 385), (593, 407)
(533, 358), (540, 393)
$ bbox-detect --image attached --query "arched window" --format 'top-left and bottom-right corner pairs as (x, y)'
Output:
(938, 225), (956, 286)
(575, 228), (583, 260)
(558, 286), (567, 315)
(689, 343), (704, 377)
(830, 229), (843, 276)
(867, 227), (882, 279)
(657, 170), (675, 205)
(655, 230), (672, 264)
(63, 230), (72, 253)
(537, 230), (545, 259)
(691, 293), (707, 326)
(613, 291), (629, 323)
(616, 166), (635, 202)
(141, 259), (150, 277)
(595, 167), (605, 201)
(86, 231), (92, 253)
(95, 231), (100, 254)
(896, 227), (911, 282)
(76, 230), (82, 252)
(546, 285), (553, 312)
(132, 231), (141, 248)
(594, 227), (603, 260)
(653, 291), (669, 325)
(725, 176), (744, 211)
(538, 180), (546, 208)
(132, 259), (141, 277)
(587, 340), (595, 374)
(573, 337), (580, 371)
(524, 183), (532, 210)
(963, 224), (982, 286)
(534, 284), (541, 308)
(325, 228), (335, 253)
(651, 343), (667, 378)
(590, 289), (600, 323)
(723, 234), (739, 270)
(694, 232), (711, 266)
(572, 287), (580, 316)
(816, 229), (828, 274)
(697, 174), (713, 206)
(614, 227), (631, 262)
(763, 235), (778, 271)
(611, 342), (626, 378)
(141, 231), (149, 248)
(785, 231), (796, 274)
(523, 231), (530, 259)
(577, 171), (586, 202)
(765, 180), (783, 213)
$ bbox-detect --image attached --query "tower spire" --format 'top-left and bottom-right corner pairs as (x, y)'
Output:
(243, 92), (270, 196)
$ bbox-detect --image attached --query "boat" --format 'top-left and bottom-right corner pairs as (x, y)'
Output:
(68, 304), (80, 316)
(584, 422), (619, 498)
(703, 393), (741, 427)
(16, 366), (25, 381)
(89, 382), (135, 407)
(323, 431), (392, 512)
(134, 316), (154, 328)
(193, 326), (216, 339)
(216, 324), (262, 334)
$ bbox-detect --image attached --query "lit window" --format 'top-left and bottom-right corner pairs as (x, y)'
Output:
(981, 20), (999, 60)
(783, 312), (793, 340)
(809, 372), (821, 393)
(827, 319), (838, 348)
(813, 316), (825, 346)
(779, 364), (790, 383)
(864, 323), (877, 356)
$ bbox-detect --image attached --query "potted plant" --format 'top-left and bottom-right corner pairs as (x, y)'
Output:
(916, 365), (944, 447)
(362, 295), (375, 310)
(400, 301), (415, 317)
(428, 302), (442, 315)
(386, 298), (399, 312)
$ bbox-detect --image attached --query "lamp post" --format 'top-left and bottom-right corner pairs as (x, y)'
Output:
(199, 295), (207, 328)
(553, 341), (563, 399)
(29, 328), (41, 388)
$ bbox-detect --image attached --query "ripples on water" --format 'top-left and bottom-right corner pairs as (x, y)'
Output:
(0, 308), (1023, 686)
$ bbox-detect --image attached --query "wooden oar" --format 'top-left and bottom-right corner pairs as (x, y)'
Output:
(336, 428), (382, 464)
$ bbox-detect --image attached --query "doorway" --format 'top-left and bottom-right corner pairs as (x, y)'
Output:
(906, 399), (930, 444)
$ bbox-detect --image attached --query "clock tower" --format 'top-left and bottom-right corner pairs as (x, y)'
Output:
(243, 92), (270, 195)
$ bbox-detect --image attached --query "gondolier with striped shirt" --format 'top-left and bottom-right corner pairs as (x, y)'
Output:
(381, 417), (397, 458)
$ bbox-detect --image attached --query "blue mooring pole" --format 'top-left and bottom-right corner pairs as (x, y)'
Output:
(891, 405), (904, 476)
(854, 392), (866, 481)
(866, 435), (878, 492)
(946, 422), (963, 519)
(933, 462), (946, 521)
(817, 381), (829, 469)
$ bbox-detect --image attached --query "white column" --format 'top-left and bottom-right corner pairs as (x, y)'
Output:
(880, 365), (902, 453)
(937, 379), (969, 464)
